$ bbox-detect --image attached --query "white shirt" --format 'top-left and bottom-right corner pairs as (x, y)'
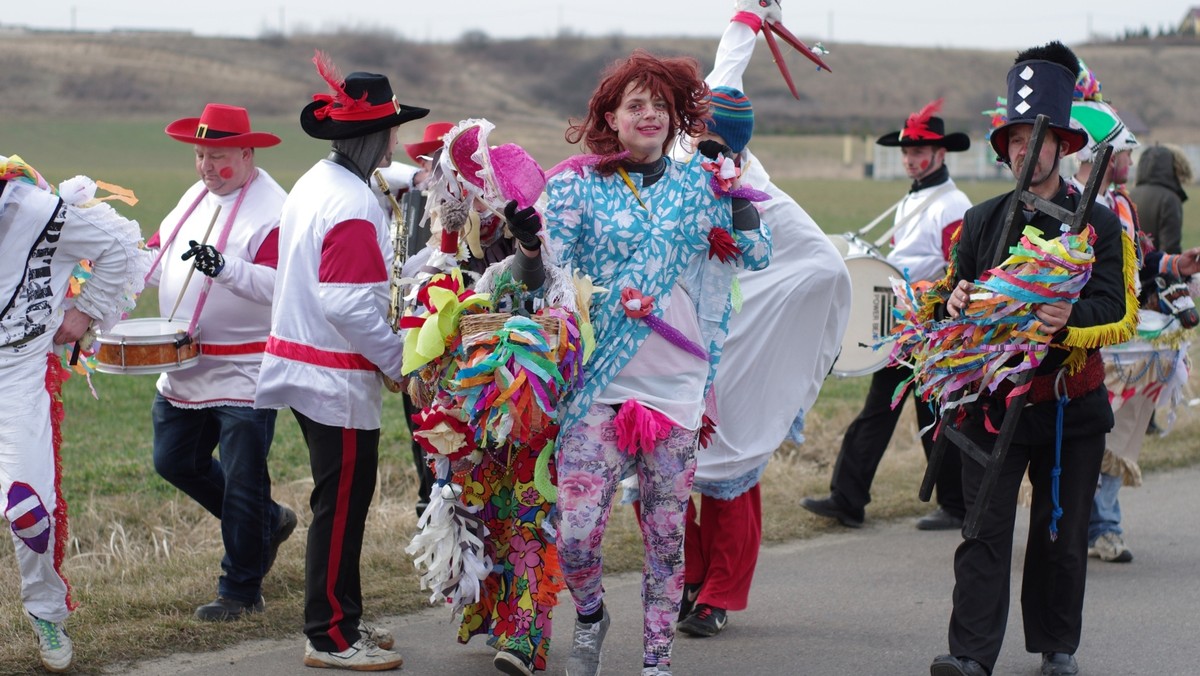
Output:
(255, 160), (402, 430)
(149, 168), (286, 407)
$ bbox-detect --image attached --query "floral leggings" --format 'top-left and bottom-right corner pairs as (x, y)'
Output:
(555, 403), (699, 667)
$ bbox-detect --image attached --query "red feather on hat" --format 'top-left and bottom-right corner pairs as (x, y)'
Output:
(312, 52), (362, 106)
(902, 98), (943, 141)
(311, 50), (365, 110)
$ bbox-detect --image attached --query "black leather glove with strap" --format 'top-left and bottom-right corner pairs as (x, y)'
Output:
(504, 200), (542, 250)
(182, 240), (225, 278)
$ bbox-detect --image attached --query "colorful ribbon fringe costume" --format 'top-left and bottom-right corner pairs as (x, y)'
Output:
(887, 225), (1096, 416)
(403, 251), (590, 670)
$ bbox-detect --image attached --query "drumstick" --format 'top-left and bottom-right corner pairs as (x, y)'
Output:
(168, 205), (221, 323)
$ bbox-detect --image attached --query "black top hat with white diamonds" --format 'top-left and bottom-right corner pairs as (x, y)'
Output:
(989, 41), (1089, 163)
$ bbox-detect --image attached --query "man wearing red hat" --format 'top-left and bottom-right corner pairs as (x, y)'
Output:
(801, 99), (972, 532)
(255, 52), (428, 671)
(148, 103), (296, 621)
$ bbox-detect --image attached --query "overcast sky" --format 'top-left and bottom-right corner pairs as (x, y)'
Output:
(2, 1), (1191, 50)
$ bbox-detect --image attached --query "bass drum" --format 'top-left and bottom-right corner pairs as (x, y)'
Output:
(828, 233), (902, 377)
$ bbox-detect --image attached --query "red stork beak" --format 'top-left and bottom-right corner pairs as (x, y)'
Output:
(763, 19), (832, 100)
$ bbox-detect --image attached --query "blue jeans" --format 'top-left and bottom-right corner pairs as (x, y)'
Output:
(1088, 471), (1123, 543)
(152, 394), (280, 603)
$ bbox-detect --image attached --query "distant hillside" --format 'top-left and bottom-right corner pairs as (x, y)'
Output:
(3, 29), (1198, 144)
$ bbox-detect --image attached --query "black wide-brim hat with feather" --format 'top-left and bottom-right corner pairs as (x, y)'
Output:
(876, 99), (971, 152)
(989, 41), (1089, 163)
(300, 51), (429, 141)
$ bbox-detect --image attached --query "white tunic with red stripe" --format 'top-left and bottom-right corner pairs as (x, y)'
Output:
(887, 179), (971, 284)
(148, 168), (286, 408)
(255, 159), (401, 430)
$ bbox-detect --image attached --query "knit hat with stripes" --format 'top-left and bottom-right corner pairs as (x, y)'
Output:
(706, 86), (754, 153)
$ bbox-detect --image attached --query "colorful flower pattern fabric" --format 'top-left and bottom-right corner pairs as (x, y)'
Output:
(454, 441), (561, 670)
(543, 158), (771, 432)
(555, 403), (698, 667)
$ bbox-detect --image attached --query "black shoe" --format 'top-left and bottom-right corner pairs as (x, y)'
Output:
(800, 495), (864, 528)
(493, 648), (535, 676)
(916, 507), (964, 531)
(678, 583), (701, 622)
(930, 654), (989, 676)
(1041, 652), (1078, 676)
(677, 604), (728, 637)
(194, 595), (265, 621)
(265, 506), (298, 576)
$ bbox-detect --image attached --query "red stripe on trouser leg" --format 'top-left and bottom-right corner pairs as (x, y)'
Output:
(323, 427), (358, 651)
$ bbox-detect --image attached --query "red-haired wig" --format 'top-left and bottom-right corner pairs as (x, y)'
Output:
(566, 49), (711, 175)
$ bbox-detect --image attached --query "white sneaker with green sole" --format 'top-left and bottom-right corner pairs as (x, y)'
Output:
(26, 612), (72, 673)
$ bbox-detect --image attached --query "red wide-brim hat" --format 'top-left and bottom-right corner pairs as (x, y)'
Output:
(165, 103), (281, 148)
(405, 121), (455, 163)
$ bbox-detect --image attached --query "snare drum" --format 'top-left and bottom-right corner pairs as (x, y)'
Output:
(828, 233), (902, 377)
(95, 318), (201, 374)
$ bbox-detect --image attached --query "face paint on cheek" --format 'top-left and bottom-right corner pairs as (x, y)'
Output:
(218, 167), (234, 180)
(919, 160), (929, 171)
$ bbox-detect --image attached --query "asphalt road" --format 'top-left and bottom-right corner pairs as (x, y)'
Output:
(116, 465), (1200, 676)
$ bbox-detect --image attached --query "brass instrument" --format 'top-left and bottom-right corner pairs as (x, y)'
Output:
(374, 169), (407, 332)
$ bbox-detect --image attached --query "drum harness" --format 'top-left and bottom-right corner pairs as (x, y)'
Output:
(857, 181), (956, 251)
(146, 171), (257, 344)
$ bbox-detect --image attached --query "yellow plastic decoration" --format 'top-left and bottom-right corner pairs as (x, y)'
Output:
(401, 269), (491, 374)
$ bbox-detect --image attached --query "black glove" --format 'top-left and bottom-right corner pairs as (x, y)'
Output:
(181, 240), (225, 278)
(698, 139), (733, 161)
(504, 200), (542, 250)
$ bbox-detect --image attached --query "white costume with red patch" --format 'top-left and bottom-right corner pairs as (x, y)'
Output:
(148, 168), (286, 407)
(1, 173), (145, 622)
(255, 159), (402, 429)
(887, 179), (972, 284)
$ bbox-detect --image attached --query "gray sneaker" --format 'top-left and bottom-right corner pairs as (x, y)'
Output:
(303, 638), (403, 671)
(642, 667), (672, 676)
(26, 612), (73, 673)
(565, 607), (610, 676)
(1088, 532), (1133, 563)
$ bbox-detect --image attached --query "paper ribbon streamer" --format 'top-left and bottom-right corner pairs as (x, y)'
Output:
(453, 313), (582, 447)
(884, 225), (1096, 415)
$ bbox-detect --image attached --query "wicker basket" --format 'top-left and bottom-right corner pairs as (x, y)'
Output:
(459, 312), (562, 351)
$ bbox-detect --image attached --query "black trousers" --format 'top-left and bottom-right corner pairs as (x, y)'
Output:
(293, 410), (380, 653)
(401, 392), (434, 514)
(947, 412), (1105, 672)
(829, 364), (964, 518)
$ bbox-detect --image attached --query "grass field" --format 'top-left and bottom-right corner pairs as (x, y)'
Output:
(1, 120), (1199, 673)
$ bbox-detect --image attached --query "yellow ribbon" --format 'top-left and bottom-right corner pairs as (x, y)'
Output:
(616, 168), (649, 212)
(401, 270), (491, 374)
(572, 271), (606, 362)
